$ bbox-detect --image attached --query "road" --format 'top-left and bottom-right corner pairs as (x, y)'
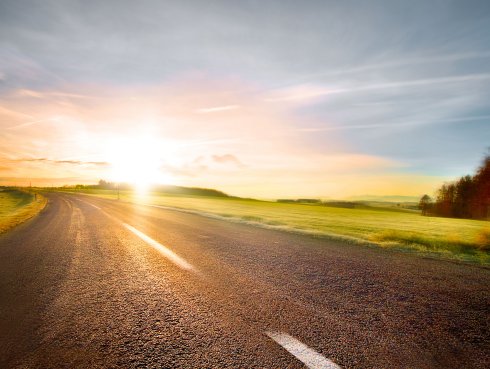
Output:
(0, 192), (488, 368)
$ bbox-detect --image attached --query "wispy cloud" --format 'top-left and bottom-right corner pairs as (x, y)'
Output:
(266, 74), (490, 103)
(290, 51), (490, 82)
(296, 115), (490, 132)
(196, 105), (240, 113)
(7, 118), (58, 130)
(212, 154), (245, 167)
(16, 89), (89, 99)
(0, 177), (90, 186)
(330, 74), (490, 94)
(264, 84), (330, 102)
(9, 158), (109, 166)
(0, 105), (33, 119)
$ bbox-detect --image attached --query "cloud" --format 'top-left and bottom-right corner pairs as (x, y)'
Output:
(264, 74), (490, 104)
(0, 177), (91, 186)
(290, 51), (490, 82)
(0, 105), (33, 120)
(212, 154), (245, 167)
(196, 105), (240, 113)
(16, 89), (44, 98)
(15, 89), (90, 100)
(160, 157), (207, 178)
(161, 154), (245, 178)
(7, 118), (57, 130)
(265, 84), (331, 102)
(330, 74), (490, 95)
(11, 158), (109, 166)
(296, 114), (490, 132)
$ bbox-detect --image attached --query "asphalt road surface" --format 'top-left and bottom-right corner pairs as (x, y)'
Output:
(0, 192), (489, 368)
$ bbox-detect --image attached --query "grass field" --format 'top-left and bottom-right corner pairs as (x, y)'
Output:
(0, 189), (47, 234)
(56, 188), (490, 264)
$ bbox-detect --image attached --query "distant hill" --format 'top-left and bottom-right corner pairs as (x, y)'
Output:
(66, 181), (230, 198)
(346, 195), (420, 203)
(152, 185), (229, 197)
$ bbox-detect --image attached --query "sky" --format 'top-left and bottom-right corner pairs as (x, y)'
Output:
(0, 0), (489, 199)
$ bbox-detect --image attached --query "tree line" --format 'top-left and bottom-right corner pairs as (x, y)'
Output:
(419, 154), (490, 219)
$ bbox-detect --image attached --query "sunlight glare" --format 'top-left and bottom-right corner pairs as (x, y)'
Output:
(106, 135), (169, 194)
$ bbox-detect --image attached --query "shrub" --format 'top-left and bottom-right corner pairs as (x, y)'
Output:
(475, 229), (490, 251)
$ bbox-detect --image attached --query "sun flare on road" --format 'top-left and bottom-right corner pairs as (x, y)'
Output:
(106, 136), (169, 193)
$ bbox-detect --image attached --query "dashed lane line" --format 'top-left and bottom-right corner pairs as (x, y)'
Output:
(123, 223), (195, 272)
(73, 197), (194, 272)
(266, 331), (342, 369)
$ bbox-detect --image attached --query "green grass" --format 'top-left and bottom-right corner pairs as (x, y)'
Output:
(0, 189), (47, 234)
(56, 188), (490, 264)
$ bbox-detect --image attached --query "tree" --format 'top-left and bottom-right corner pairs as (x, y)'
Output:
(471, 155), (490, 219)
(418, 194), (432, 216)
(98, 179), (115, 189)
(434, 183), (455, 217)
(453, 175), (473, 218)
(431, 153), (490, 219)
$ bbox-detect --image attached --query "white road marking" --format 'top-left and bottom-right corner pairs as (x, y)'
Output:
(266, 331), (341, 369)
(123, 223), (195, 272)
(71, 199), (194, 272)
(86, 202), (101, 210)
(74, 198), (101, 210)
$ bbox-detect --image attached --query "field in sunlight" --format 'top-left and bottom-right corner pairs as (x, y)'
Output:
(58, 188), (489, 264)
(0, 189), (46, 234)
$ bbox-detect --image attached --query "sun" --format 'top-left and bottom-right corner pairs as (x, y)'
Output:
(106, 135), (170, 193)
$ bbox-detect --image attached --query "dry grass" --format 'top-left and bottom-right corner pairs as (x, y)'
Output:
(475, 228), (490, 251)
(0, 189), (47, 234)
